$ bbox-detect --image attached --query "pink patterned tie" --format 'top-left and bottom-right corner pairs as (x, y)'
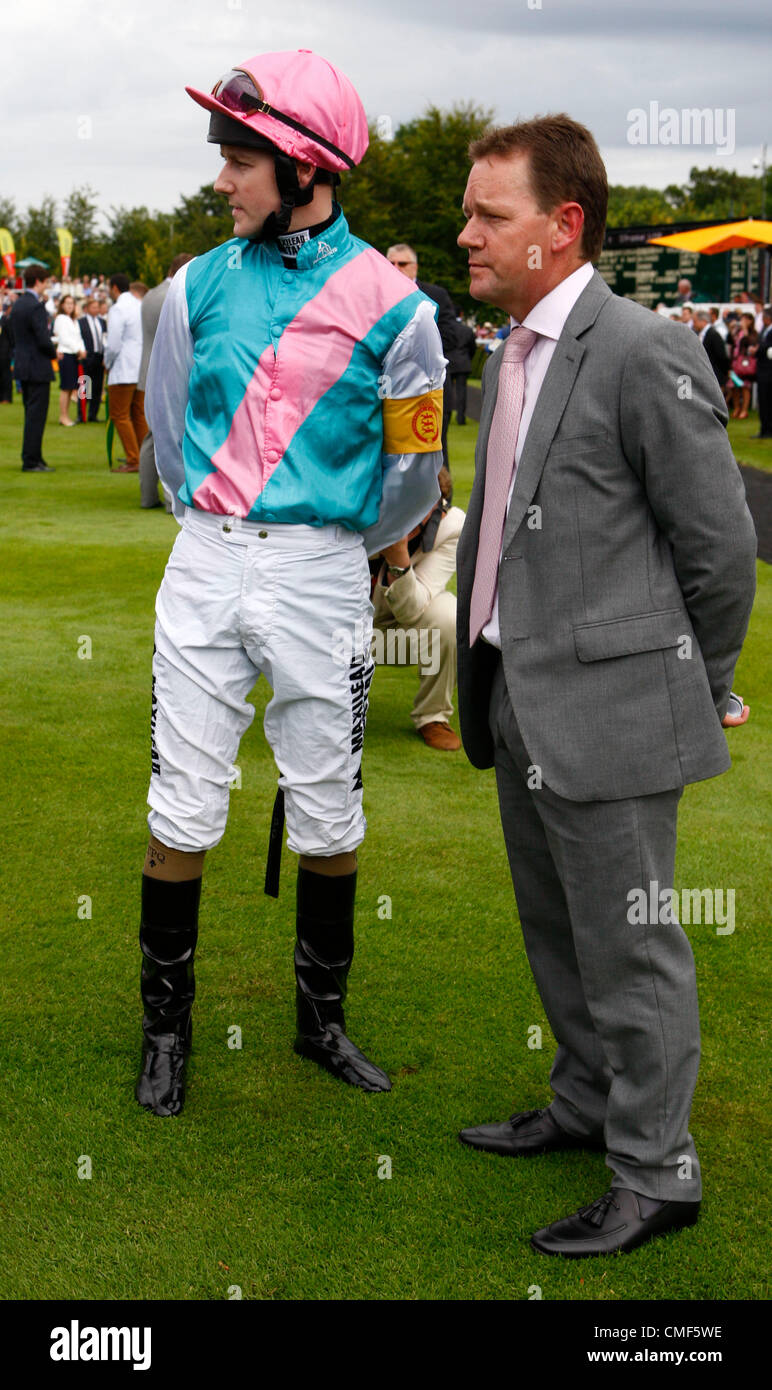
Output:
(469, 325), (538, 646)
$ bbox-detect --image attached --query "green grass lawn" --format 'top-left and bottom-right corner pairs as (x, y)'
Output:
(728, 414), (772, 475)
(0, 392), (769, 1302)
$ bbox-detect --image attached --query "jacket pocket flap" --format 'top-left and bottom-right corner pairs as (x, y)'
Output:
(549, 431), (609, 455)
(574, 609), (687, 662)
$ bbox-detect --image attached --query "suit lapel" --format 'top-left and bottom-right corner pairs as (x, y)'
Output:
(461, 348), (503, 570)
(500, 338), (585, 551)
(501, 270), (610, 553)
(469, 350), (502, 523)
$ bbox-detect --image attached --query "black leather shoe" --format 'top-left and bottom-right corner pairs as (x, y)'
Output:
(295, 1025), (391, 1092)
(21, 463), (55, 472)
(459, 1106), (604, 1156)
(531, 1187), (700, 1257)
(136, 1031), (189, 1117)
(294, 867), (391, 1093)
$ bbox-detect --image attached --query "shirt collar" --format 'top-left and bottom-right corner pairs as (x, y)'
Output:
(258, 207), (350, 271)
(511, 260), (595, 341)
(295, 208), (349, 270)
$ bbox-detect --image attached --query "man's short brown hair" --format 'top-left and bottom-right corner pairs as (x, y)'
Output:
(469, 114), (608, 263)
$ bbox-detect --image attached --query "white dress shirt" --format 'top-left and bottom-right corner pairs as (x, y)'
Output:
(85, 313), (103, 352)
(103, 291), (143, 384)
(482, 260), (595, 649)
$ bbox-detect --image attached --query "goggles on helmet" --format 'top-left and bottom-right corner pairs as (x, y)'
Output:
(211, 69), (356, 169)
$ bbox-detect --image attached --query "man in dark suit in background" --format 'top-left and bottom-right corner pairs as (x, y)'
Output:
(692, 307), (729, 390)
(751, 304), (772, 438)
(454, 115), (756, 1258)
(447, 310), (477, 424)
(387, 242), (457, 468)
(8, 265), (56, 472)
(79, 298), (107, 421)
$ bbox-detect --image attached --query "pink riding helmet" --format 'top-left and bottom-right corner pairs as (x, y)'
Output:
(186, 48), (369, 173)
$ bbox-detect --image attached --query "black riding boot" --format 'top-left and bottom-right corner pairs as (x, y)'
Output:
(135, 874), (201, 1117)
(294, 867), (391, 1092)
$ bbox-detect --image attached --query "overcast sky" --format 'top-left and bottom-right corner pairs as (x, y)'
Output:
(3, 0), (770, 232)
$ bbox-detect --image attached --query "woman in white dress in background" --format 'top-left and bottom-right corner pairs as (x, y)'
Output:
(52, 293), (86, 425)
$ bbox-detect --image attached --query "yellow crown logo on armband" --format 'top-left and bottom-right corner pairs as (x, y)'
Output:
(411, 400), (440, 444)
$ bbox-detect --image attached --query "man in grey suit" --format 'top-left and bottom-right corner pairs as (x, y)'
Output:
(455, 115), (757, 1257)
(138, 253), (193, 508)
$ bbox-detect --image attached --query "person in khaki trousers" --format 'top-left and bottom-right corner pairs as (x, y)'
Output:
(372, 468), (464, 750)
(104, 273), (147, 472)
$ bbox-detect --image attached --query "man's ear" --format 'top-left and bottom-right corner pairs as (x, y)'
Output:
(551, 202), (584, 256)
(295, 160), (317, 190)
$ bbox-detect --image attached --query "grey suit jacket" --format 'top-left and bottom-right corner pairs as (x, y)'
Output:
(456, 270), (757, 801)
(138, 279), (171, 392)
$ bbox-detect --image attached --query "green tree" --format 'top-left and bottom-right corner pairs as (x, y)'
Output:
(172, 184), (234, 256)
(103, 205), (162, 279)
(62, 185), (102, 275)
(137, 217), (177, 286)
(20, 196), (58, 266)
(0, 197), (22, 240)
(607, 185), (677, 227)
(662, 167), (763, 221)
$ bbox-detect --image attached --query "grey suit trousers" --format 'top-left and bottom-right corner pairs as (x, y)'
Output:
(489, 657), (701, 1201)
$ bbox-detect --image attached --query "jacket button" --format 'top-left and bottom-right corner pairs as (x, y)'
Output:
(269, 387), (281, 401)
(222, 523), (232, 533)
(259, 530), (268, 538)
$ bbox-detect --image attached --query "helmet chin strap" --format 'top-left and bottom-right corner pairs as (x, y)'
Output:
(251, 152), (316, 243)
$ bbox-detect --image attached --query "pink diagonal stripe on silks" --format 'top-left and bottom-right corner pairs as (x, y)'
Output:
(193, 249), (417, 517)
(192, 341), (275, 517)
(469, 326), (538, 646)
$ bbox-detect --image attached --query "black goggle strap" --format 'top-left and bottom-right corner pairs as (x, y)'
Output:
(213, 70), (356, 169)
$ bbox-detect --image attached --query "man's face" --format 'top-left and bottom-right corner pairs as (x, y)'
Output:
(109, 283), (121, 301)
(214, 145), (281, 239)
(458, 152), (557, 316)
(387, 250), (417, 281)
